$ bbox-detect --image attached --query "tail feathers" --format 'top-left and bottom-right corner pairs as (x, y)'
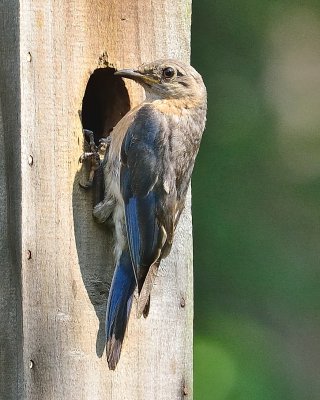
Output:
(106, 251), (136, 370)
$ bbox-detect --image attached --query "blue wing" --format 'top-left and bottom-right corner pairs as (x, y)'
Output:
(120, 105), (175, 292)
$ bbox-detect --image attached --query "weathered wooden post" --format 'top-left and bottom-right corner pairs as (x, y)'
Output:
(0, 1), (193, 398)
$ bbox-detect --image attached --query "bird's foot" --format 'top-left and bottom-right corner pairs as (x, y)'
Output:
(79, 151), (101, 190)
(79, 130), (111, 190)
(83, 129), (98, 152)
(98, 137), (111, 155)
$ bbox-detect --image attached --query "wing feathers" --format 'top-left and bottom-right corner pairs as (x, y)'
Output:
(120, 105), (176, 307)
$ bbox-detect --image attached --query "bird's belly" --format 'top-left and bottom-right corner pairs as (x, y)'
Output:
(105, 157), (127, 259)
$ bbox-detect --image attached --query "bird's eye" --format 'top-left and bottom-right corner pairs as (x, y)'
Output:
(162, 67), (175, 79)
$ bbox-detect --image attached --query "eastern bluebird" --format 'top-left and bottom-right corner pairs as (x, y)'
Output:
(86, 59), (207, 370)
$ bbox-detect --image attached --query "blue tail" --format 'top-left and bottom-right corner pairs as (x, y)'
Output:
(105, 250), (136, 370)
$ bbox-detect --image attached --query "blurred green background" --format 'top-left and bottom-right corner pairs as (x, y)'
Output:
(191, 1), (320, 399)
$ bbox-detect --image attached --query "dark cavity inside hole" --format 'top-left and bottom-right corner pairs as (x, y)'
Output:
(81, 67), (130, 145)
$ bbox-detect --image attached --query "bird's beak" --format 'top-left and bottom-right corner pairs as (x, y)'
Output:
(114, 69), (159, 85)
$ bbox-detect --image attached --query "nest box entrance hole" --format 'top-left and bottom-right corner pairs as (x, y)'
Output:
(81, 67), (130, 145)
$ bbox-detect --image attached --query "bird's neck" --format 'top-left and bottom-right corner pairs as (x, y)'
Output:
(144, 90), (206, 110)
(145, 97), (206, 117)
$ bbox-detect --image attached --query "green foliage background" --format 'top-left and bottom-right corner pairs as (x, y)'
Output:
(191, 1), (320, 399)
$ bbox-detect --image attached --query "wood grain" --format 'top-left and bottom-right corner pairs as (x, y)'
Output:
(2, 0), (193, 398)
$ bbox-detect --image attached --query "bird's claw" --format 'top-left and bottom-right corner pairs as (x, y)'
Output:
(79, 151), (100, 165)
(98, 137), (111, 154)
(83, 129), (98, 153)
(79, 129), (104, 190)
(79, 151), (101, 190)
(82, 130), (111, 154)
(79, 129), (112, 190)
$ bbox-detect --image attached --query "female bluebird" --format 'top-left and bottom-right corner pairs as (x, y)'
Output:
(91, 59), (207, 370)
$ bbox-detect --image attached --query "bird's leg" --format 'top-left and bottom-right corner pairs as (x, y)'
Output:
(85, 128), (98, 153)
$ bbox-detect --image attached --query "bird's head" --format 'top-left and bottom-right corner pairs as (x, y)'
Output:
(115, 59), (206, 103)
